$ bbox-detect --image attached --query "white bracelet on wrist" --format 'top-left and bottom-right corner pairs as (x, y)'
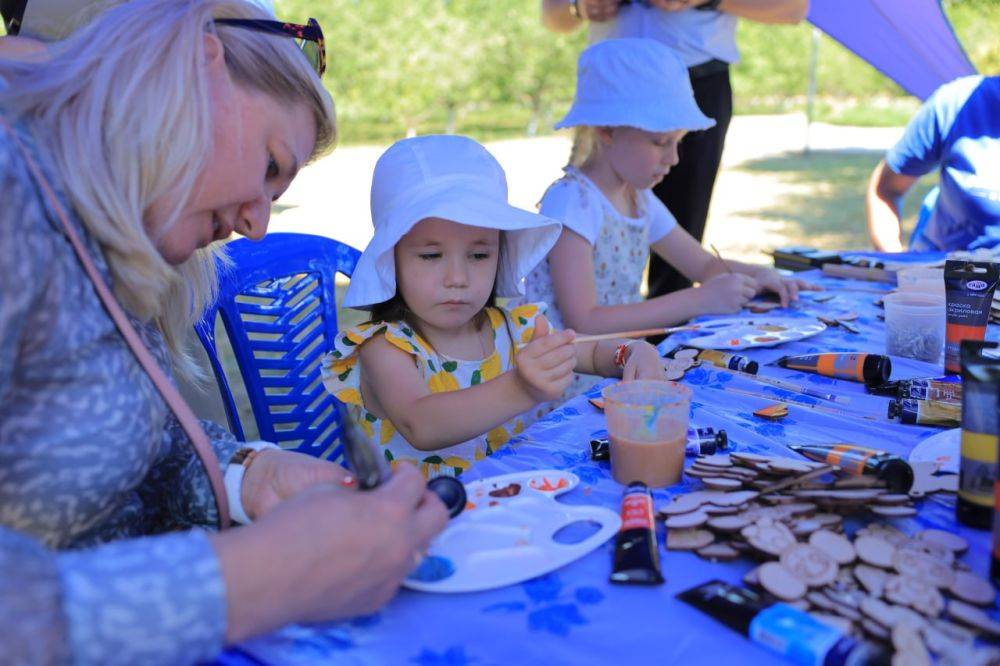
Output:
(224, 440), (280, 525)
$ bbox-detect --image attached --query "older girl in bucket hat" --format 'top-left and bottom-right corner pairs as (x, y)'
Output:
(521, 38), (816, 400)
(322, 135), (665, 477)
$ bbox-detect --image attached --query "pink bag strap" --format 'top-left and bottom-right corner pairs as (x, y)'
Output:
(4, 119), (231, 530)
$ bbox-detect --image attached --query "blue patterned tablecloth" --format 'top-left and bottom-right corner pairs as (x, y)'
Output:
(223, 268), (996, 666)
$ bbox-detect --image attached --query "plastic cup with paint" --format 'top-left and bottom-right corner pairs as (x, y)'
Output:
(896, 266), (944, 296)
(602, 380), (691, 488)
(884, 292), (946, 364)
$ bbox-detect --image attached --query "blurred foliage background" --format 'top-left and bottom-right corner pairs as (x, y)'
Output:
(272, 0), (998, 143)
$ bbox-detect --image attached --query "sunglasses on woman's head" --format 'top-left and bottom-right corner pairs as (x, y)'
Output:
(214, 17), (325, 77)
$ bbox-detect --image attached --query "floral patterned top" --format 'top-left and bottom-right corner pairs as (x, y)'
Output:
(321, 303), (548, 477)
(0, 117), (234, 664)
(519, 167), (677, 400)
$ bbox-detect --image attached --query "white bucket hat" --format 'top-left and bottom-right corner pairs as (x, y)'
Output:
(555, 38), (715, 133)
(344, 135), (563, 309)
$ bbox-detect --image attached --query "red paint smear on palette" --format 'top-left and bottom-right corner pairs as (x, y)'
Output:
(754, 336), (780, 343)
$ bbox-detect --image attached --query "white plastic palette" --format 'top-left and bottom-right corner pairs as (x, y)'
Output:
(404, 470), (620, 593)
(685, 316), (826, 350)
(909, 427), (960, 475)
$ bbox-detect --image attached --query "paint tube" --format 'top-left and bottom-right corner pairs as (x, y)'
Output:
(866, 376), (961, 399)
(344, 424), (466, 518)
(887, 398), (961, 428)
(776, 353), (891, 387)
(677, 581), (888, 666)
(610, 482), (663, 585)
(958, 341), (1000, 529)
(944, 260), (1000, 373)
(899, 381), (962, 404)
(668, 346), (759, 375)
(591, 427), (728, 460)
(788, 444), (914, 493)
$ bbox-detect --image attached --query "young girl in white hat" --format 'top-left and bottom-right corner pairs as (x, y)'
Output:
(322, 135), (665, 477)
(522, 38), (815, 400)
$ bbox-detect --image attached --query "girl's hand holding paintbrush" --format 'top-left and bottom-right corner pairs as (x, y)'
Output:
(516, 316), (668, 402)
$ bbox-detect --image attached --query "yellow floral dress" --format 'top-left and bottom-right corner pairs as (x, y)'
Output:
(321, 303), (548, 478)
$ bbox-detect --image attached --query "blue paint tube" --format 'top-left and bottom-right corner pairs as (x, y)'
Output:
(677, 581), (888, 666)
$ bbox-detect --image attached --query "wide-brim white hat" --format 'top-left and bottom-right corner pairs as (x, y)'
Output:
(556, 38), (715, 133)
(344, 135), (562, 309)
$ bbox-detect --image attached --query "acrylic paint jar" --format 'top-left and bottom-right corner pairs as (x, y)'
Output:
(896, 266), (945, 296)
(603, 380), (691, 488)
(884, 292), (946, 364)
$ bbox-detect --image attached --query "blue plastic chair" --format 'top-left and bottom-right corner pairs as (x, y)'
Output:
(195, 232), (360, 463)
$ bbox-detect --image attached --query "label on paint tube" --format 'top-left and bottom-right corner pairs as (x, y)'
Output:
(944, 260), (1000, 374)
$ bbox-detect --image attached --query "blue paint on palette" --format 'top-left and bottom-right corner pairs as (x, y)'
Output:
(408, 556), (455, 583)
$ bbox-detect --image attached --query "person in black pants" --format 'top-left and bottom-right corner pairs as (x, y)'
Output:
(649, 62), (732, 296)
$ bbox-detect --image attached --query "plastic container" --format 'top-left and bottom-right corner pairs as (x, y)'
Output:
(896, 266), (944, 296)
(602, 380), (691, 487)
(883, 292), (946, 364)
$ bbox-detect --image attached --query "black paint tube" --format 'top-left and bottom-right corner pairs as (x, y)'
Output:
(958, 341), (1000, 528)
(591, 427), (727, 460)
(677, 581), (889, 666)
(610, 482), (663, 585)
(944, 260), (1000, 374)
(867, 375), (961, 398)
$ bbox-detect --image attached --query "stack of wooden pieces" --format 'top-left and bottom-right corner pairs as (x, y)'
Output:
(658, 453), (999, 663)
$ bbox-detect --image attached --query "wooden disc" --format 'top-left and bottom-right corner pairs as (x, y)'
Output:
(854, 563), (889, 597)
(666, 528), (715, 551)
(892, 547), (955, 589)
(758, 562), (807, 601)
(809, 529), (856, 565)
(742, 520), (796, 557)
(870, 504), (918, 518)
(917, 528), (968, 554)
(873, 493), (911, 505)
(707, 514), (752, 533)
(665, 510), (709, 530)
(891, 623), (933, 666)
(659, 494), (705, 516)
(779, 544), (838, 587)
(855, 535), (896, 569)
(696, 542), (741, 561)
(947, 600), (1000, 638)
(949, 571), (996, 607)
(703, 477), (744, 491)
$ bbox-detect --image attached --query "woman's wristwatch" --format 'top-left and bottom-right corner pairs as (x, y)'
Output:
(224, 440), (280, 525)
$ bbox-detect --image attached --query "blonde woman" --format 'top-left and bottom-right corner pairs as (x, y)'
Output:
(0, 1), (447, 663)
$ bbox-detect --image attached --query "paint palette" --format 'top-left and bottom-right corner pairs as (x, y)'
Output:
(404, 470), (620, 593)
(909, 427), (959, 475)
(685, 317), (826, 350)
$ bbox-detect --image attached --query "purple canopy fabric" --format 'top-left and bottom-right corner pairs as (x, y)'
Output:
(808, 0), (977, 100)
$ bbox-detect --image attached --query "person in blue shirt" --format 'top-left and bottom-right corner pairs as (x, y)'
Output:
(866, 75), (1000, 252)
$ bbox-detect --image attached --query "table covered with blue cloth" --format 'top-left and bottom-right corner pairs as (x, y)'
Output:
(225, 267), (997, 665)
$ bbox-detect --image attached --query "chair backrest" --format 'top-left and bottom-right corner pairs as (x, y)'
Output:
(196, 232), (360, 462)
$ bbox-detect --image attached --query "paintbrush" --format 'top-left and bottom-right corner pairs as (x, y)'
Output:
(718, 368), (851, 404)
(711, 244), (734, 274)
(572, 324), (701, 344)
(712, 385), (880, 422)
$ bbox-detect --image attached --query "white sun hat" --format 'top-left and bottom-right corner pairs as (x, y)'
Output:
(555, 38), (715, 133)
(344, 135), (563, 309)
